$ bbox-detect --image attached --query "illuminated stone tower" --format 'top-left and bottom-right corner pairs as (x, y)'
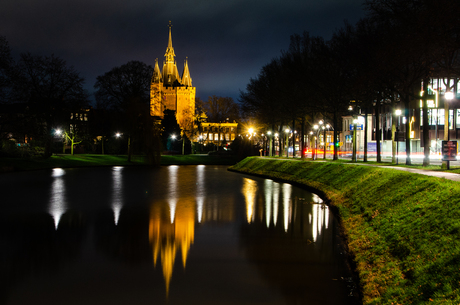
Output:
(150, 22), (196, 132)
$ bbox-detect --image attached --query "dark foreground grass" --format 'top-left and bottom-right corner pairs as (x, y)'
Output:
(0, 154), (239, 171)
(230, 157), (460, 305)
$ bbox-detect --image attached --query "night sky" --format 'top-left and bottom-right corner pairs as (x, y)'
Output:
(1, 0), (366, 103)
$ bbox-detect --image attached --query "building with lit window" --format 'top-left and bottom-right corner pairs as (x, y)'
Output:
(199, 121), (238, 147)
(342, 77), (460, 159)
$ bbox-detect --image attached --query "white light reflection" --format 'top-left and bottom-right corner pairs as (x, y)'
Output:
(311, 204), (329, 242)
(112, 166), (123, 225)
(273, 182), (279, 226)
(264, 180), (273, 228)
(196, 165), (205, 223)
(242, 178), (257, 223)
(50, 168), (66, 229)
(168, 166), (178, 223)
(282, 184), (292, 232)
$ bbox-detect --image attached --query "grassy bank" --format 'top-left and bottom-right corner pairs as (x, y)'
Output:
(0, 154), (239, 171)
(229, 157), (460, 305)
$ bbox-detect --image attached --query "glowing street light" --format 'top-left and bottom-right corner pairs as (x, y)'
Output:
(285, 129), (290, 157)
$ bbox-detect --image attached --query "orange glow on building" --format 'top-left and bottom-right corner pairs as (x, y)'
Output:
(150, 22), (195, 132)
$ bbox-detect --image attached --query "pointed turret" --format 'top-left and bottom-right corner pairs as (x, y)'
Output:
(181, 57), (192, 87)
(152, 58), (162, 83)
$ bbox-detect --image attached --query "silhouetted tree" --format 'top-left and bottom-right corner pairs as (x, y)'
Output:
(94, 61), (156, 162)
(13, 53), (88, 157)
(202, 95), (240, 122)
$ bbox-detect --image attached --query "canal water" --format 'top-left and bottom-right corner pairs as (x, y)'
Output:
(0, 165), (358, 305)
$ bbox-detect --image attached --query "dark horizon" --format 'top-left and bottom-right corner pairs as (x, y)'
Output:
(1, 0), (366, 103)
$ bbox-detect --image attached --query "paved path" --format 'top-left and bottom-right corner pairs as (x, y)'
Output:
(257, 157), (460, 182)
(376, 165), (460, 182)
(341, 161), (460, 181)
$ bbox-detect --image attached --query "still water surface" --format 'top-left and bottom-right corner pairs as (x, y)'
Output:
(0, 165), (357, 305)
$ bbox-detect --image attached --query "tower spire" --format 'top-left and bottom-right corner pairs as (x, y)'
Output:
(163, 21), (179, 85)
(164, 21), (175, 60)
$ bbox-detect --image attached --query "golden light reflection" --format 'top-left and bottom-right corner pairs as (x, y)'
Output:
(242, 178), (258, 223)
(149, 198), (195, 296)
(264, 180), (272, 228)
(50, 168), (66, 229)
(273, 182), (279, 226)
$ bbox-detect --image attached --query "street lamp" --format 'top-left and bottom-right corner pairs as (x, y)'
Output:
(285, 128), (290, 157)
(443, 91), (455, 169)
(267, 131), (272, 157)
(313, 124), (319, 160)
(321, 123), (334, 160)
(395, 109), (402, 165)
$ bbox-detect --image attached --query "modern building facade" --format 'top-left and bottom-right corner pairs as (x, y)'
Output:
(341, 77), (460, 159)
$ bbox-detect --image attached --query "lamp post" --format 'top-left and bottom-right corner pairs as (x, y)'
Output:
(322, 123), (333, 160)
(395, 109), (402, 165)
(313, 124), (320, 160)
(352, 118), (358, 162)
(267, 131), (272, 157)
(285, 128), (290, 158)
(443, 91), (455, 169)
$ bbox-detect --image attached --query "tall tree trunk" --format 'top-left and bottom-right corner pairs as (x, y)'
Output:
(391, 103), (397, 164)
(364, 108), (368, 162)
(376, 100), (381, 163)
(301, 117), (305, 159)
(127, 136), (132, 162)
(292, 118), (296, 158)
(333, 111), (338, 160)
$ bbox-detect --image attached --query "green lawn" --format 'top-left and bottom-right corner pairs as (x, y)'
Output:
(230, 157), (460, 305)
(0, 154), (240, 172)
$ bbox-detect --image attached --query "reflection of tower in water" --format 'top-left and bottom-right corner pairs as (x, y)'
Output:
(149, 198), (195, 296)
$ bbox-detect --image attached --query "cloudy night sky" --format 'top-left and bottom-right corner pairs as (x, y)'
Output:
(1, 0), (366, 103)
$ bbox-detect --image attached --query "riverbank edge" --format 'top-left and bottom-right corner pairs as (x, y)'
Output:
(228, 157), (460, 305)
(0, 154), (239, 172)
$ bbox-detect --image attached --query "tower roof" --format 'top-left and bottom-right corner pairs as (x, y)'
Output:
(164, 21), (175, 59)
(182, 57), (192, 87)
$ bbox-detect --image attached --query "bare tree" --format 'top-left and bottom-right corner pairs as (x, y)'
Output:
(13, 53), (87, 157)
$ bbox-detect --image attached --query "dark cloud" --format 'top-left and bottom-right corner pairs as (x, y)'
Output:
(1, 0), (366, 102)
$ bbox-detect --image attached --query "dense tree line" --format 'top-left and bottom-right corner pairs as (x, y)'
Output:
(0, 38), (240, 159)
(239, 0), (460, 165)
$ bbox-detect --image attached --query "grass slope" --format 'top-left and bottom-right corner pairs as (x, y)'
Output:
(229, 157), (460, 305)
